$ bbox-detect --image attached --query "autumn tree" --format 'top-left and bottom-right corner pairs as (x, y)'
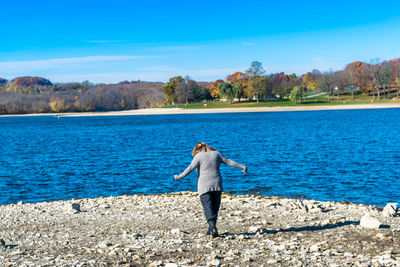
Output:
(390, 59), (400, 99)
(12, 76), (52, 87)
(226, 72), (247, 101)
(49, 97), (66, 112)
(207, 79), (224, 99)
(245, 61), (266, 102)
(345, 61), (369, 93)
(302, 72), (320, 91)
(162, 76), (183, 105)
(272, 73), (299, 98)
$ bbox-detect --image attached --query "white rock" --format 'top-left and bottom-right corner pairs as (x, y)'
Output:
(267, 259), (278, 264)
(310, 244), (320, 252)
(322, 219), (330, 225)
(249, 226), (261, 232)
(150, 260), (164, 267)
(208, 259), (220, 266)
(376, 233), (386, 239)
(233, 210), (242, 215)
(98, 241), (111, 248)
(382, 203), (398, 217)
(309, 205), (322, 213)
(344, 252), (353, 257)
(360, 214), (381, 229)
(171, 228), (181, 235)
(245, 248), (260, 255)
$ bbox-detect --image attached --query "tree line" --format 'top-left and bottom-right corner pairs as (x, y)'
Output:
(0, 77), (164, 114)
(1, 58), (399, 114)
(162, 58), (400, 105)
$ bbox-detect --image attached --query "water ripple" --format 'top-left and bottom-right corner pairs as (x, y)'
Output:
(0, 109), (399, 206)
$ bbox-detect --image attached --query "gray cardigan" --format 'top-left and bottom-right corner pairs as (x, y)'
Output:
(174, 151), (246, 195)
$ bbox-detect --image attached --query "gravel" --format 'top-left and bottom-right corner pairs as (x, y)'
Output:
(0, 191), (399, 266)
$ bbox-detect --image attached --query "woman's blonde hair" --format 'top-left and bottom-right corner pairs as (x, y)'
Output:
(192, 142), (216, 156)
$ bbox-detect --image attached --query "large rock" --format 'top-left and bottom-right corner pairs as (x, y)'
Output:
(382, 203), (398, 217)
(360, 214), (381, 229)
(65, 203), (81, 214)
(71, 203), (81, 213)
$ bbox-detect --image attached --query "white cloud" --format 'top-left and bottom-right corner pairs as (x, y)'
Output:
(145, 45), (209, 52)
(45, 66), (246, 83)
(0, 55), (150, 73)
(47, 72), (167, 83)
(136, 66), (242, 75)
(85, 40), (124, 44)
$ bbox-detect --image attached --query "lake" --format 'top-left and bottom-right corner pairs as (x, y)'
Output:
(0, 108), (399, 206)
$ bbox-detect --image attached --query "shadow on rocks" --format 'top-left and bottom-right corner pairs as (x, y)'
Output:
(219, 220), (368, 238)
(0, 239), (18, 249)
(277, 220), (361, 233)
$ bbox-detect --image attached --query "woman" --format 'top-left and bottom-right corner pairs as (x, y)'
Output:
(174, 142), (247, 238)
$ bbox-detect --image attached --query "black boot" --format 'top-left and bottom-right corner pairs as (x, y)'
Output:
(206, 227), (212, 235)
(207, 220), (219, 238)
(206, 220), (213, 235)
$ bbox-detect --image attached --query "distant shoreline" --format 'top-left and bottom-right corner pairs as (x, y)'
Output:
(1, 103), (400, 117)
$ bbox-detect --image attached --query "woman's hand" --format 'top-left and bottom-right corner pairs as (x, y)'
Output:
(174, 175), (179, 181)
(242, 166), (248, 174)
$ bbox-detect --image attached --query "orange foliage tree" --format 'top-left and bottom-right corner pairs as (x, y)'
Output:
(207, 79), (224, 99)
(390, 59), (400, 99)
(226, 72), (248, 101)
(301, 72), (320, 91)
(344, 61), (370, 93)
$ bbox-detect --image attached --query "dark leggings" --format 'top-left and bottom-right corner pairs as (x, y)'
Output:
(200, 191), (222, 222)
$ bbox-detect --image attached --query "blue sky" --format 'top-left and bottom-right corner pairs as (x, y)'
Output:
(1, 0), (400, 83)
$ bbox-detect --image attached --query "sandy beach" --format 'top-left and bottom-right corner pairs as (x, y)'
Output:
(1, 103), (400, 118)
(0, 192), (399, 266)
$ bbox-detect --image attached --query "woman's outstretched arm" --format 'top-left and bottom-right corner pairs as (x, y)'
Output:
(174, 156), (200, 181)
(219, 152), (247, 174)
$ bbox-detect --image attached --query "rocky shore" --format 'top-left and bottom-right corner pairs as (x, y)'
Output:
(0, 192), (399, 266)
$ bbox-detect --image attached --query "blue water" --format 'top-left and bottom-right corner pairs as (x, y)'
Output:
(1, 109), (399, 206)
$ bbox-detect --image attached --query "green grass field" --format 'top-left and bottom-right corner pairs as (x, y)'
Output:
(165, 94), (399, 109)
